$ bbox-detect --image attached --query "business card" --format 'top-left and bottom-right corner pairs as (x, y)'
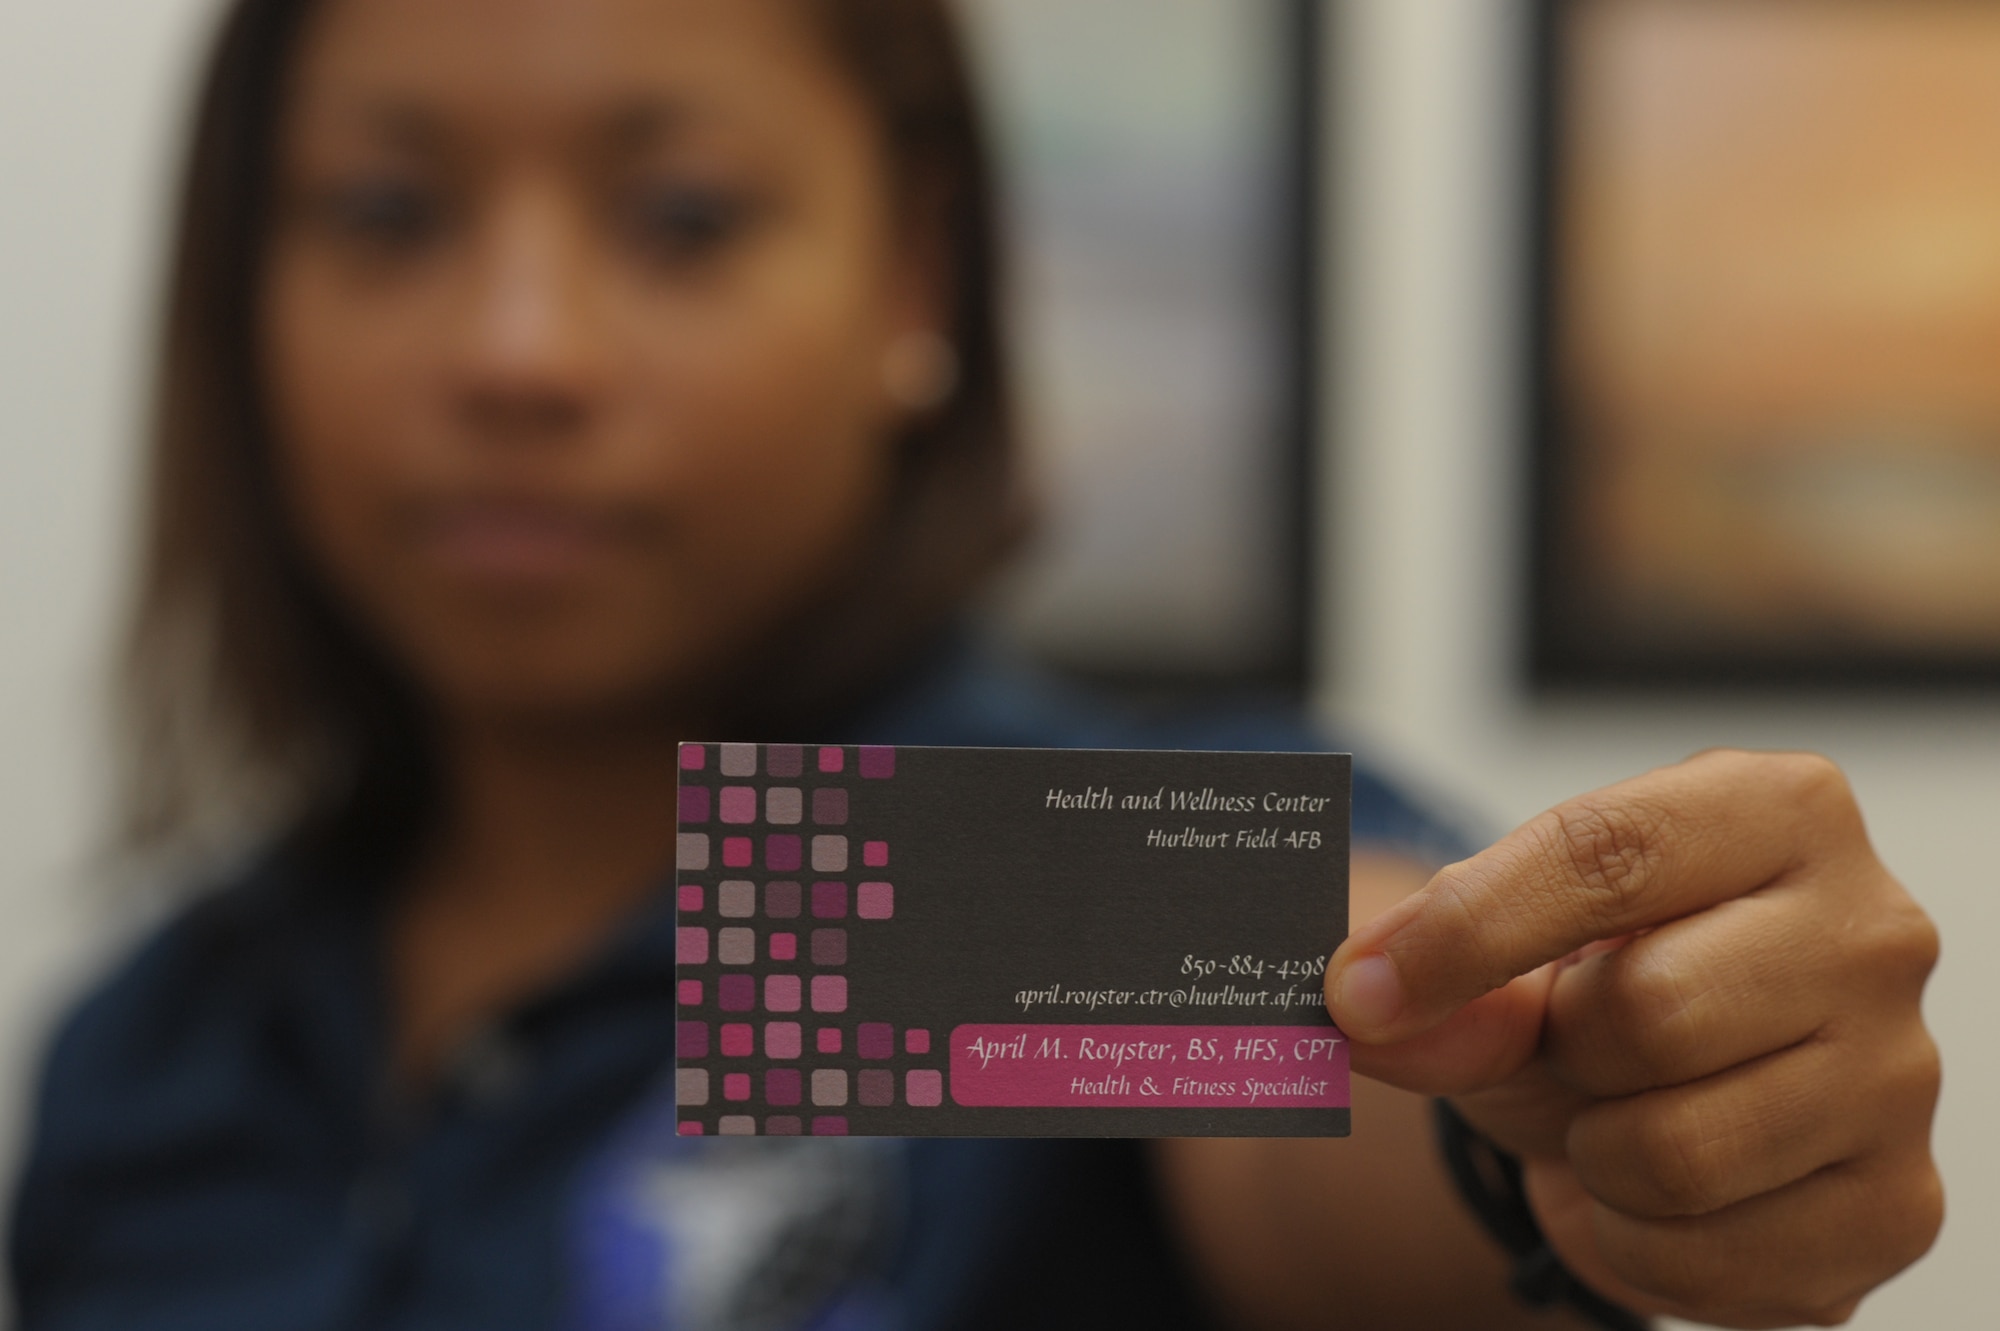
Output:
(674, 744), (1350, 1138)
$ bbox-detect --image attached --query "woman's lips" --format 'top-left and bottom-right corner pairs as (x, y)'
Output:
(410, 498), (640, 587)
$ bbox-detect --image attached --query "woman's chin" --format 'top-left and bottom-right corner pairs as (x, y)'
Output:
(416, 646), (694, 739)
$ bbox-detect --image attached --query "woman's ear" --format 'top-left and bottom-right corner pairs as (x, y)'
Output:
(882, 330), (959, 413)
(878, 175), (960, 416)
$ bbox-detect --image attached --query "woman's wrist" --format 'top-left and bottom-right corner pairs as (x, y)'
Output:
(1432, 1099), (1651, 1331)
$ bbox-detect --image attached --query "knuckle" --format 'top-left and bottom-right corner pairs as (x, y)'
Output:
(1915, 1034), (1944, 1110)
(1877, 1022), (1946, 1115)
(1801, 1164), (1945, 1323)
(1549, 796), (1672, 924)
(1733, 749), (1860, 850)
(1608, 951), (1704, 1082)
(1782, 751), (1853, 809)
(1626, 1097), (1729, 1216)
(1892, 898), (1943, 981)
(1852, 893), (1941, 993)
(1885, 1160), (1947, 1273)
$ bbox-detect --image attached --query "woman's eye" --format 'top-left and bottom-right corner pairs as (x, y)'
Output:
(625, 185), (756, 263)
(308, 179), (447, 252)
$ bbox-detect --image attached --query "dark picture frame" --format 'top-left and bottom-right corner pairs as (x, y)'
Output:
(1527, 0), (2000, 690)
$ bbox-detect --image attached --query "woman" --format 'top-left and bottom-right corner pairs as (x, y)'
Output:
(9, 1), (1943, 1328)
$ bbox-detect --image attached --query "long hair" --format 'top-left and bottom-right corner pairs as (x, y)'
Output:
(120, 0), (1021, 872)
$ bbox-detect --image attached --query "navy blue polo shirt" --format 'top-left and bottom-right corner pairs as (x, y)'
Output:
(9, 643), (1472, 1331)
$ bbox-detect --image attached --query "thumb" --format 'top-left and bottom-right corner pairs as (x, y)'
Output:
(1335, 965), (1552, 1096)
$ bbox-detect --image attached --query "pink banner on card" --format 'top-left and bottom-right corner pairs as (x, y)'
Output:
(949, 1024), (1349, 1108)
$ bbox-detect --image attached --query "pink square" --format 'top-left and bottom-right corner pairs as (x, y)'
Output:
(677, 1121), (704, 1136)
(678, 980), (703, 1007)
(810, 975), (848, 1013)
(905, 1028), (930, 1055)
(859, 746), (895, 779)
(905, 1069), (943, 1107)
(816, 1027), (843, 1054)
(858, 1022), (894, 1059)
(720, 1023), (753, 1057)
(677, 884), (704, 913)
(858, 1069), (895, 1107)
(769, 932), (797, 961)
(812, 882), (848, 919)
(676, 927), (709, 965)
(765, 1022), (802, 1059)
(857, 882), (893, 920)
(765, 835), (802, 871)
(812, 1116), (848, 1136)
(811, 788), (848, 826)
(723, 1073), (751, 1102)
(680, 745), (707, 771)
(678, 787), (710, 823)
(764, 974), (802, 1012)
(818, 746), (845, 773)
(765, 1069), (802, 1107)
(863, 841), (889, 867)
(719, 787), (758, 824)
(722, 837), (753, 868)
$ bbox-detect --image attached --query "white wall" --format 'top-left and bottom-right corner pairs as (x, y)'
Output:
(0, 0), (222, 1184)
(1325, 3), (2000, 1327)
(0, 1), (1993, 1327)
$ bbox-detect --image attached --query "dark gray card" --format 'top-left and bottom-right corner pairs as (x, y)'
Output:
(674, 744), (1351, 1138)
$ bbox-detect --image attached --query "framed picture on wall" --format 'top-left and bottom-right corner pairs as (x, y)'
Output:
(1528, 0), (2000, 688)
(959, 0), (1320, 694)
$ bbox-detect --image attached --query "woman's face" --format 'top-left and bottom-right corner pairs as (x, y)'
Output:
(264, 0), (930, 726)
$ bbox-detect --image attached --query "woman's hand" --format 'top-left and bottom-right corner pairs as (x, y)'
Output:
(1325, 749), (1943, 1328)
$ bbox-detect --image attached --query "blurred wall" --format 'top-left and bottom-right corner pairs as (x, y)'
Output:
(0, 2), (1994, 1328)
(1325, 3), (2000, 1327)
(0, 0), (220, 1205)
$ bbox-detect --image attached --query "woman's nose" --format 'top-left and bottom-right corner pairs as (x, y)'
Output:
(452, 183), (606, 439)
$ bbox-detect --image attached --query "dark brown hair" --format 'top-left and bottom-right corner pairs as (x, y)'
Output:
(121, 0), (1020, 869)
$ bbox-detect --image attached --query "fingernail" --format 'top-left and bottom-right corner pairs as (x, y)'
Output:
(1333, 954), (1404, 1036)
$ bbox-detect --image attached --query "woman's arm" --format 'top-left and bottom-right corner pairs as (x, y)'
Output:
(1155, 853), (1589, 1330)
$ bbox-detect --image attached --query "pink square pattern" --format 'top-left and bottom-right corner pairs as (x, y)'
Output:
(677, 744), (943, 1134)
